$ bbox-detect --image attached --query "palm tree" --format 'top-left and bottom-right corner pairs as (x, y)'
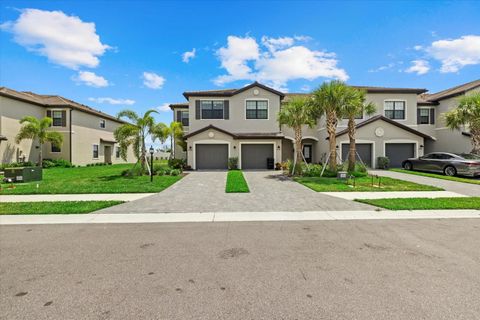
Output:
(444, 92), (480, 155)
(151, 121), (185, 156)
(278, 96), (317, 175)
(15, 116), (63, 166)
(114, 109), (158, 171)
(341, 88), (376, 171)
(311, 80), (349, 171)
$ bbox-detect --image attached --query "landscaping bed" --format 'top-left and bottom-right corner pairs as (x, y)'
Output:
(226, 170), (250, 193)
(391, 169), (480, 185)
(0, 201), (124, 215)
(356, 197), (480, 210)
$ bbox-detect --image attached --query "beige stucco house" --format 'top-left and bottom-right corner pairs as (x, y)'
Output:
(170, 79), (479, 170)
(0, 87), (136, 166)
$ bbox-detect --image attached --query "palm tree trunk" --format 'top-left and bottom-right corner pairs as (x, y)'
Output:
(470, 125), (480, 155)
(294, 126), (303, 175)
(347, 117), (356, 172)
(326, 111), (337, 172)
(38, 143), (43, 167)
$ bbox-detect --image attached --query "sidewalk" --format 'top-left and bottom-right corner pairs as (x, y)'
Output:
(322, 191), (465, 200)
(0, 193), (154, 202)
(1, 210), (479, 225)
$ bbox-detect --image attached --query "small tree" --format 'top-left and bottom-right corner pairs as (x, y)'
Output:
(15, 116), (63, 166)
(278, 96), (316, 175)
(341, 88), (376, 171)
(151, 121), (185, 157)
(444, 92), (480, 155)
(115, 109), (157, 171)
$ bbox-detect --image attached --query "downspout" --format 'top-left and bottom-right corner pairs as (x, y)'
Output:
(69, 109), (73, 163)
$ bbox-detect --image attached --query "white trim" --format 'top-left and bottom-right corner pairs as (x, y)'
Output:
(339, 139), (375, 168)
(239, 142), (276, 170)
(383, 139), (421, 160)
(198, 99), (227, 121)
(284, 136), (319, 142)
(284, 136), (295, 142)
(383, 99), (407, 121)
(192, 140), (231, 170)
(244, 98), (269, 120)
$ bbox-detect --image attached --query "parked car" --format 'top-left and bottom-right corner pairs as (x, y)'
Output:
(402, 152), (480, 177)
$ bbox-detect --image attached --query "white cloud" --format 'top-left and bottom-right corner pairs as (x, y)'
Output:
(214, 35), (348, 90)
(405, 60), (430, 75)
(157, 103), (171, 112)
(368, 63), (395, 73)
(74, 71), (109, 87)
(88, 97), (135, 105)
(1, 8), (110, 69)
(425, 35), (480, 73)
(142, 72), (165, 89)
(182, 48), (196, 63)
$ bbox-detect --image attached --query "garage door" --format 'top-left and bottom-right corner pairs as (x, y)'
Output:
(195, 144), (228, 170)
(241, 144), (274, 169)
(385, 143), (415, 168)
(341, 143), (373, 167)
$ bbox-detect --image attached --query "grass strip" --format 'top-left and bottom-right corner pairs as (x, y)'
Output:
(390, 169), (480, 185)
(356, 197), (480, 210)
(226, 170), (250, 193)
(0, 201), (124, 215)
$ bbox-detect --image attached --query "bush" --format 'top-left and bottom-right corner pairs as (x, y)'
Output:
(1, 161), (35, 170)
(170, 169), (181, 176)
(301, 164), (323, 177)
(121, 166), (145, 177)
(168, 158), (185, 169)
(152, 163), (165, 175)
(228, 157), (238, 170)
(157, 169), (165, 176)
(42, 159), (73, 168)
(377, 157), (390, 169)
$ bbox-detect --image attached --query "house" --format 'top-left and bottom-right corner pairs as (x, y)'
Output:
(171, 79), (478, 170)
(0, 87), (136, 166)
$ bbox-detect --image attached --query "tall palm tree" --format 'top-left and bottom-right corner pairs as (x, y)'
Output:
(15, 116), (63, 166)
(151, 121), (185, 156)
(115, 109), (158, 170)
(341, 88), (376, 171)
(311, 80), (349, 171)
(444, 92), (480, 155)
(278, 96), (317, 175)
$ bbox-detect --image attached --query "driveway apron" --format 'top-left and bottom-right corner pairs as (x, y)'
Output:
(98, 171), (373, 214)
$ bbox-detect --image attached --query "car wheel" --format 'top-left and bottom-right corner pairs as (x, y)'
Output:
(403, 161), (413, 170)
(444, 166), (457, 176)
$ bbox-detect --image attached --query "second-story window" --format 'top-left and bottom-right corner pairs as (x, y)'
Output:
(52, 111), (65, 126)
(246, 100), (268, 119)
(181, 111), (189, 126)
(100, 119), (106, 128)
(384, 101), (405, 120)
(201, 100), (224, 119)
(419, 109), (430, 124)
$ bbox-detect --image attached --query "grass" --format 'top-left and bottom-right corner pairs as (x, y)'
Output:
(356, 197), (480, 210)
(225, 170), (250, 193)
(0, 163), (182, 194)
(294, 175), (443, 192)
(391, 168), (480, 185)
(0, 201), (124, 215)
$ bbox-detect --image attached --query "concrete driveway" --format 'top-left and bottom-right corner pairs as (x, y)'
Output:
(98, 171), (373, 213)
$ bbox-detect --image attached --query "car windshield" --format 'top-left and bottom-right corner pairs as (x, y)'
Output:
(456, 153), (480, 160)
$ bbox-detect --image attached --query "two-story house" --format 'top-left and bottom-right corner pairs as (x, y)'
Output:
(0, 87), (136, 165)
(171, 79), (478, 170)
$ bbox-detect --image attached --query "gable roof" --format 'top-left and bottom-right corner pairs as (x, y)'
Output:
(333, 115), (434, 140)
(421, 79), (480, 102)
(184, 124), (284, 139)
(183, 82), (285, 100)
(0, 87), (127, 124)
(169, 102), (189, 110)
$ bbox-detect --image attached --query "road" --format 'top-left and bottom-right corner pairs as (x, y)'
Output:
(1, 219), (480, 319)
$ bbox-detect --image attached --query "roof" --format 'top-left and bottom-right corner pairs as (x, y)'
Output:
(333, 115), (434, 140)
(0, 87), (127, 124)
(169, 102), (189, 110)
(184, 124), (284, 139)
(183, 82), (285, 100)
(422, 79), (480, 102)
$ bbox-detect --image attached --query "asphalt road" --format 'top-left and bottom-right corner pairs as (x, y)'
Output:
(1, 219), (480, 320)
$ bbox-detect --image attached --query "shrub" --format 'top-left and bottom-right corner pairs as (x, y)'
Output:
(228, 157), (238, 170)
(168, 158), (185, 169)
(377, 157), (390, 169)
(121, 166), (145, 177)
(157, 169), (165, 176)
(152, 163), (165, 175)
(301, 164), (323, 177)
(170, 169), (181, 176)
(163, 168), (172, 176)
(1, 161), (35, 170)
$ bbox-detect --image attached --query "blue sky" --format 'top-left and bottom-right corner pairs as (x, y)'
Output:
(1, 0), (479, 130)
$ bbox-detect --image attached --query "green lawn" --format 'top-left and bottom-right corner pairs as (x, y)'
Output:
(294, 175), (443, 192)
(391, 168), (480, 185)
(0, 201), (124, 215)
(356, 197), (480, 210)
(0, 164), (182, 194)
(226, 170), (250, 193)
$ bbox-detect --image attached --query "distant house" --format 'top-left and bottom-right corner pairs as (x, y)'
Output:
(0, 87), (136, 165)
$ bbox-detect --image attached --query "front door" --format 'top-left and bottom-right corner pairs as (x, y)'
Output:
(303, 145), (312, 163)
(104, 146), (112, 164)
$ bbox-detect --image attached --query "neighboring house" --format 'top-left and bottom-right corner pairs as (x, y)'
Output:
(171, 79), (478, 170)
(0, 87), (136, 166)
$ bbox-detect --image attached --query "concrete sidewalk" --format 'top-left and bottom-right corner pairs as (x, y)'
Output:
(322, 191), (466, 200)
(0, 193), (154, 202)
(1, 209), (479, 225)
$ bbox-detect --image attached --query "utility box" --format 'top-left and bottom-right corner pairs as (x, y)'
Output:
(4, 167), (42, 182)
(337, 171), (348, 180)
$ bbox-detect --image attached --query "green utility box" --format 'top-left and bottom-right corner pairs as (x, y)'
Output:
(4, 166), (43, 182)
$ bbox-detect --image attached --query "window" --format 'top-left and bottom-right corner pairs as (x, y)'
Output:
(246, 100), (268, 119)
(419, 109), (430, 124)
(51, 144), (61, 153)
(201, 100), (224, 119)
(93, 144), (99, 159)
(116, 146), (120, 158)
(100, 119), (106, 128)
(181, 111), (189, 126)
(52, 111), (64, 126)
(384, 101), (405, 120)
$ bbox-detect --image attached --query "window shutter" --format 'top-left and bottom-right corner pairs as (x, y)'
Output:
(430, 108), (435, 125)
(417, 109), (421, 124)
(224, 100), (229, 119)
(46, 110), (52, 127)
(195, 100), (200, 119)
(176, 110), (181, 122)
(61, 110), (67, 127)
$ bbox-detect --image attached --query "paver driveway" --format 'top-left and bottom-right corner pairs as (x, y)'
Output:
(98, 171), (373, 213)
